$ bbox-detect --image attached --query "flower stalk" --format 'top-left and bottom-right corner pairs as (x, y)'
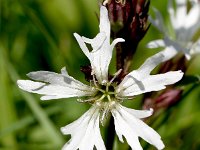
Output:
(105, 116), (115, 150)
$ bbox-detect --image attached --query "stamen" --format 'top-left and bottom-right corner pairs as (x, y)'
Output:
(108, 92), (115, 95)
(106, 84), (109, 92)
(77, 94), (106, 103)
(102, 80), (107, 85)
(96, 87), (105, 93)
(96, 94), (106, 102)
(92, 74), (98, 88)
(107, 95), (112, 102)
(89, 80), (92, 87)
(77, 97), (98, 103)
(115, 95), (135, 100)
(100, 103), (110, 125)
(108, 69), (122, 85)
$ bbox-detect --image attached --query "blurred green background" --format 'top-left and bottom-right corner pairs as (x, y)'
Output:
(0, 0), (200, 150)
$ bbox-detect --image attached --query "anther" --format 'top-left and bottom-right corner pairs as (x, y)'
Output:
(116, 95), (134, 100)
(100, 103), (110, 125)
(92, 74), (98, 88)
(109, 69), (122, 85)
(77, 97), (98, 103)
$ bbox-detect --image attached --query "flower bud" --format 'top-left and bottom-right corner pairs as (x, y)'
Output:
(155, 89), (183, 109)
(159, 55), (187, 74)
(143, 89), (183, 111)
(105, 0), (135, 33)
(104, 0), (150, 73)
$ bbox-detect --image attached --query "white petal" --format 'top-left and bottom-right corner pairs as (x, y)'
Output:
(117, 45), (183, 94)
(110, 38), (125, 50)
(61, 67), (69, 76)
(184, 4), (200, 40)
(168, 0), (176, 29)
(113, 110), (143, 150)
(81, 32), (107, 52)
(122, 107), (153, 119)
(146, 39), (165, 48)
(121, 52), (165, 82)
(99, 6), (110, 39)
(117, 71), (183, 97)
(190, 38), (200, 55)
(17, 80), (94, 100)
(161, 37), (192, 60)
(74, 32), (110, 84)
(27, 68), (88, 89)
(191, 0), (199, 5)
(147, 37), (185, 61)
(111, 104), (165, 150)
(185, 4), (200, 28)
(61, 106), (106, 150)
(149, 8), (167, 34)
(174, 0), (187, 29)
(73, 33), (91, 60)
(17, 68), (95, 100)
(153, 0), (200, 59)
(74, 6), (124, 84)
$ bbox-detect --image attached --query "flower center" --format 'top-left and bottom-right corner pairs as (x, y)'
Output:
(84, 69), (123, 104)
(93, 83), (119, 125)
(96, 84), (116, 102)
(77, 69), (123, 123)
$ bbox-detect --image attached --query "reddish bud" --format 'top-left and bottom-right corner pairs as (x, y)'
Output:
(159, 55), (187, 74)
(143, 89), (183, 111)
(104, 0), (150, 73)
(155, 89), (183, 109)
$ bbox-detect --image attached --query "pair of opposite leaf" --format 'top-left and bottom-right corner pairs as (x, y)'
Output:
(17, 6), (185, 150)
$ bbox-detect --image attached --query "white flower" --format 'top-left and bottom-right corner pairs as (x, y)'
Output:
(17, 6), (184, 150)
(148, 0), (200, 60)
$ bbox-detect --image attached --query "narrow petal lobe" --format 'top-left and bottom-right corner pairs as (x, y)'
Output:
(111, 104), (165, 150)
(61, 106), (106, 150)
(17, 68), (96, 100)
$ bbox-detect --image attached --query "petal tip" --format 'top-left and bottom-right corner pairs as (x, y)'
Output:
(60, 127), (65, 133)
(177, 70), (184, 78)
(17, 80), (24, 88)
(157, 141), (165, 150)
(149, 108), (154, 114)
(73, 32), (79, 38)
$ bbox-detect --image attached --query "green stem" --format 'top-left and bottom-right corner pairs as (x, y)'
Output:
(105, 116), (115, 150)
